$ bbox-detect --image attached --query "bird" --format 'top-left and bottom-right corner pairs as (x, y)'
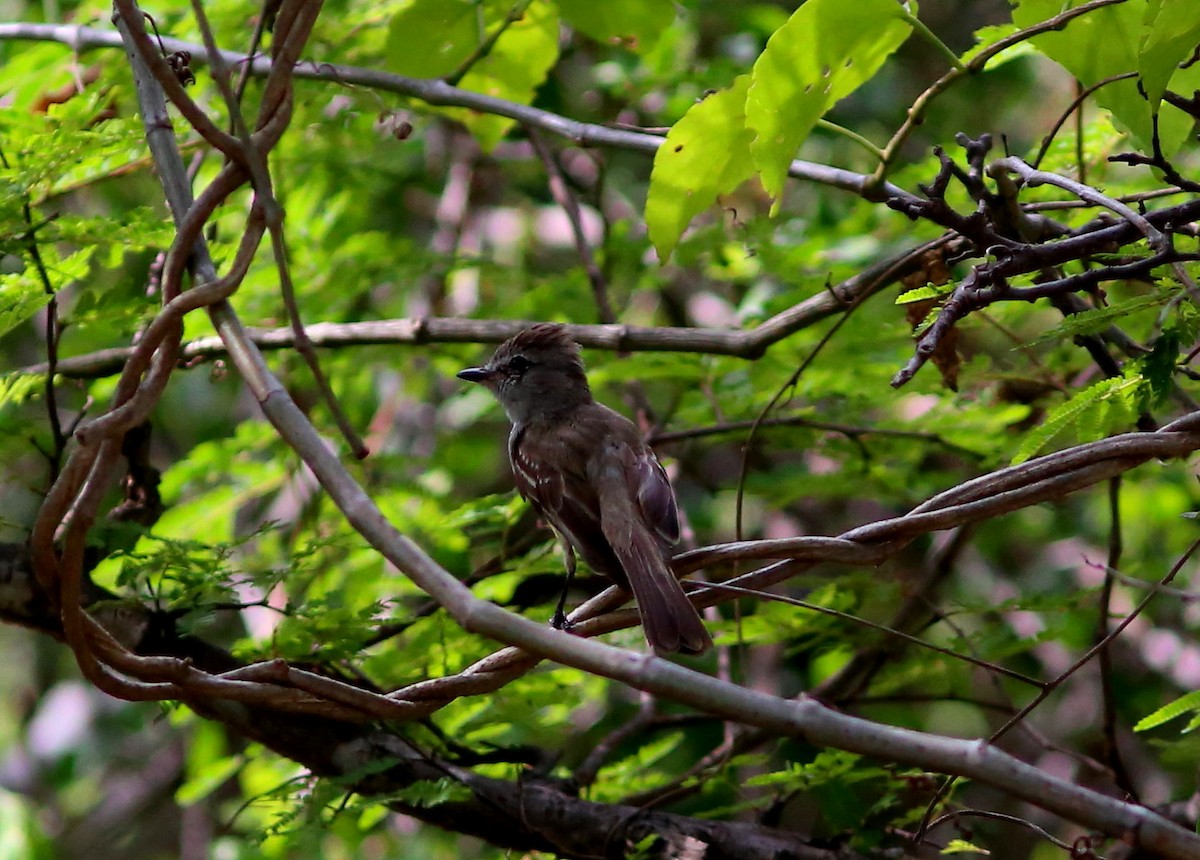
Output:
(457, 323), (711, 655)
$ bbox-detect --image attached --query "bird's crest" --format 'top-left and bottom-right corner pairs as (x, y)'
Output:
(497, 323), (580, 360)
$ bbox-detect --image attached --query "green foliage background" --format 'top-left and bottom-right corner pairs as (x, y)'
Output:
(2, 0), (1200, 857)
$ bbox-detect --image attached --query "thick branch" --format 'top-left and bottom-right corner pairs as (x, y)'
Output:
(0, 546), (846, 860)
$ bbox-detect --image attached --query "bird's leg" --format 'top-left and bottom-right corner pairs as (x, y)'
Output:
(551, 538), (576, 631)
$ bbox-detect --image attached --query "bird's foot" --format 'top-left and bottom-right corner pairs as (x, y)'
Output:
(550, 608), (574, 632)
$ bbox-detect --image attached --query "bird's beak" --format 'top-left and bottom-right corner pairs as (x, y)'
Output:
(457, 366), (493, 384)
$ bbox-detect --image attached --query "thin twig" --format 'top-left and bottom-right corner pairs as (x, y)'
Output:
(693, 580), (1043, 688)
(650, 414), (980, 459)
(1031, 72), (1137, 169)
(0, 140), (67, 481)
(444, 0), (532, 87)
(1097, 476), (1137, 799)
(870, 0), (1129, 185)
(922, 809), (1077, 853)
(527, 126), (616, 323)
(992, 536), (1200, 743)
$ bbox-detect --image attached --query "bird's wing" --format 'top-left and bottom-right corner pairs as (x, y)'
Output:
(509, 424), (563, 514)
(632, 451), (680, 546)
(591, 437), (710, 655)
(509, 422), (621, 578)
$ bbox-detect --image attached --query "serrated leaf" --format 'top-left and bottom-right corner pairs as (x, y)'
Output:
(746, 0), (912, 204)
(646, 75), (756, 262)
(1012, 375), (1143, 464)
(1030, 292), (1168, 345)
(557, 0), (673, 52)
(1134, 689), (1200, 732)
(0, 372), (45, 409)
(896, 285), (951, 304)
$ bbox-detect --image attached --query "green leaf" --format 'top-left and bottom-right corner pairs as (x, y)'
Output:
(446, 2), (561, 150)
(557, 0), (674, 52)
(357, 803), (390, 831)
(646, 76), (756, 262)
(1141, 328), (1181, 408)
(1135, 689), (1200, 732)
(745, 0), (912, 203)
(895, 284), (953, 304)
(0, 270), (51, 339)
(384, 0), (494, 78)
(0, 372), (45, 409)
(1012, 0), (1193, 155)
(961, 24), (1037, 70)
(389, 778), (473, 808)
(745, 750), (860, 790)
(1012, 375), (1143, 464)
(176, 754), (244, 805)
(589, 731), (686, 801)
(383, 1), (559, 149)
(1031, 291), (1168, 344)
(942, 838), (991, 855)
(1138, 0), (1200, 108)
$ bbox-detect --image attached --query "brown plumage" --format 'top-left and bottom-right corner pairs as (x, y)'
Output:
(458, 324), (711, 655)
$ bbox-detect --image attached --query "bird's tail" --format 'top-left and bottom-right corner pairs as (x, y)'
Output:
(611, 525), (711, 656)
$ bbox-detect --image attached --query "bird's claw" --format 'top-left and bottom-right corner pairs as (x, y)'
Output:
(550, 608), (574, 632)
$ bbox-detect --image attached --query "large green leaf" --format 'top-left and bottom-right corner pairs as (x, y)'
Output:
(745, 0), (912, 203)
(1013, 0), (1194, 154)
(384, 0), (505, 78)
(454, 2), (559, 150)
(387, 1), (560, 151)
(557, 0), (673, 52)
(1138, 0), (1200, 107)
(645, 75), (756, 262)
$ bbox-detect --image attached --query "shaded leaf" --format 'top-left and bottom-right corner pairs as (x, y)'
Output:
(1138, 0), (1200, 107)
(1013, 0), (1193, 154)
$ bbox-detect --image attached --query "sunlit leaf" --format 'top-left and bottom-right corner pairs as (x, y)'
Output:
(746, 0), (912, 203)
(557, 0), (674, 52)
(646, 76), (756, 262)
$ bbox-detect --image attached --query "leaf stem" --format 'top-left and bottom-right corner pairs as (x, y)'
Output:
(816, 119), (885, 162)
(900, 6), (966, 72)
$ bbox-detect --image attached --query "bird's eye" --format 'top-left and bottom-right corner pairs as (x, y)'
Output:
(508, 355), (533, 374)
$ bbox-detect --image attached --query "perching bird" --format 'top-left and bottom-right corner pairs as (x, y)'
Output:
(458, 324), (711, 655)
